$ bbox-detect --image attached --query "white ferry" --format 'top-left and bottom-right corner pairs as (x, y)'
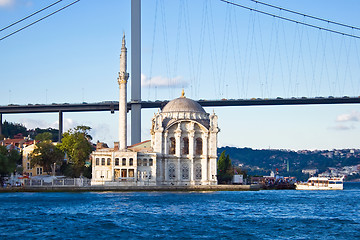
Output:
(295, 176), (344, 190)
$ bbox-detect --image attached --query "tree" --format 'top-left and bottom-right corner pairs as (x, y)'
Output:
(30, 141), (64, 175)
(58, 126), (93, 177)
(217, 150), (233, 184)
(1, 121), (27, 138)
(0, 145), (20, 184)
(35, 132), (53, 141)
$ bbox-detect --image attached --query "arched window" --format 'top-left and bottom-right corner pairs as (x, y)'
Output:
(107, 158), (111, 165)
(169, 137), (176, 154)
(143, 159), (148, 166)
(137, 159), (142, 166)
(96, 158), (99, 166)
(115, 158), (119, 166)
(149, 158), (153, 166)
(129, 158), (133, 166)
(182, 137), (189, 155)
(101, 158), (105, 165)
(122, 158), (126, 166)
(196, 138), (203, 155)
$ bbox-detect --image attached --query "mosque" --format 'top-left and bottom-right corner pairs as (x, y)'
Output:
(91, 35), (219, 186)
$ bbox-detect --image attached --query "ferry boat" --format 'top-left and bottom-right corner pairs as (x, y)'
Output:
(295, 176), (344, 190)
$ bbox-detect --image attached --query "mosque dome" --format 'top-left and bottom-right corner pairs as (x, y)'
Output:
(162, 90), (206, 113)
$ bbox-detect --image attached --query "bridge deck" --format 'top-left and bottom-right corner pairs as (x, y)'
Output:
(0, 97), (360, 114)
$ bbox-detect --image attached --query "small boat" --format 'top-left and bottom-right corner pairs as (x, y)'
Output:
(295, 176), (344, 190)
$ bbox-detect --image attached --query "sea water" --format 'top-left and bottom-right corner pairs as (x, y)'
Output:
(0, 183), (359, 239)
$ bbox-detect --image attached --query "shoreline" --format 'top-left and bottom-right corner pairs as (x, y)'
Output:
(0, 184), (261, 193)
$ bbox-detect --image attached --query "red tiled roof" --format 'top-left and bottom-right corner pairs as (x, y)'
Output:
(128, 140), (151, 148)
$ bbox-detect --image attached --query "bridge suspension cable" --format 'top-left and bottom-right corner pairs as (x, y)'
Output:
(249, 0), (360, 31)
(0, 0), (80, 42)
(220, 0), (360, 40)
(0, 0), (64, 32)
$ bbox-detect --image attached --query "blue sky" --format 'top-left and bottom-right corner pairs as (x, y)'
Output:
(1, 0), (360, 150)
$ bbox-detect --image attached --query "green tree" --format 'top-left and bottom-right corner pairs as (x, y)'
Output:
(35, 132), (53, 141)
(2, 121), (27, 138)
(58, 126), (93, 177)
(0, 145), (20, 183)
(30, 141), (64, 175)
(217, 151), (233, 184)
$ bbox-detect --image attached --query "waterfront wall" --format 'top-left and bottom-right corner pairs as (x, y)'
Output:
(0, 184), (260, 192)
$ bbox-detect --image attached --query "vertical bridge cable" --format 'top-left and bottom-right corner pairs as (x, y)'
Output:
(147, 0), (159, 100)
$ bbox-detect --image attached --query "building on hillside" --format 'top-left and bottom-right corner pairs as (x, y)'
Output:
(91, 34), (219, 186)
(22, 141), (63, 177)
(0, 133), (34, 149)
(22, 142), (45, 177)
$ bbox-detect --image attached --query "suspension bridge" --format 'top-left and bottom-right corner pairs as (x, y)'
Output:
(1, 0), (360, 148)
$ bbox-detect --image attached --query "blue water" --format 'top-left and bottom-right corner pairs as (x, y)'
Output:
(1, 183), (359, 240)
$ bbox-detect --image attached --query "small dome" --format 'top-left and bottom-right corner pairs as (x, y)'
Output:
(162, 96), (206, 113)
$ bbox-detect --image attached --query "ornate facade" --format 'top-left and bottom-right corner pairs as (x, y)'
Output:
(91, 35), (219, 186)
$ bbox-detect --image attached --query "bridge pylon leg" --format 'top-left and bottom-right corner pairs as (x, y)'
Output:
(58, 111), (63, 142)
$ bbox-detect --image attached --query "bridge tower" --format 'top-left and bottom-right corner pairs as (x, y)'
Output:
(131, 0), (141, 145)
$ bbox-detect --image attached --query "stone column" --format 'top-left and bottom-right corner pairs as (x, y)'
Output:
(175, 123), (181, 157)
(164, 158), (169, 182)
(190, 158), (194, 182)
(163, 131), (168, 154)
(177, 158), (181, 183)
(189, 130), (195, 158)
(202, 134), (209, 182)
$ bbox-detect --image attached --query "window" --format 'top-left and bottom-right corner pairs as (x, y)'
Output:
(169, 137), (176, 154)
(107, 158), (111, 166)
(129, 169), (134, 178)
(169, 163), (175, 180)
(115, 158), (119, 166)
(36, 167), (43, 175)
(122, 158), (126, 166)
(182, 137), (189, 155)
(129, 158), (133, 166)
(96, 158), (99, 166)
(114, 169), (120, 178)
(181, 163), (189, 180)
(143, 159), (148, 166)
(137, 159), (142, 166)
(101, 158), (105, 165)
(27, 162), (30, 170)
(195, 164), (202, 180)
(196, 138), (203, 155)
(121, 169), (127, 178)
(149, 158), (153, 166)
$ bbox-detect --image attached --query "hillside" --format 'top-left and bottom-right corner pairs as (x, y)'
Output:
(218, 146), (360, 181)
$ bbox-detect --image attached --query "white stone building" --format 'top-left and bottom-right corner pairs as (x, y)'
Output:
(91, 35), (219, 186)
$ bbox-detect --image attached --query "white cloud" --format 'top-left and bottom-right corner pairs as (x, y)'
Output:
(336, 111), (360, 122)
(20, 117), (77, 132)
(20, 118), (53, 130)
(0, 0), (15, 7)
(141, 74), (188, 88)
(329, 124), (356, 131)
(90, 123), (114, 144)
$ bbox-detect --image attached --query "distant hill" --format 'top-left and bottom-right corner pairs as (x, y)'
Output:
(218, 146), (360, 181)
(1, 121), (59, 142)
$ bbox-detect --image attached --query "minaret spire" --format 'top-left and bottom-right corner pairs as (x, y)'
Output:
(118, 33), (129, 150)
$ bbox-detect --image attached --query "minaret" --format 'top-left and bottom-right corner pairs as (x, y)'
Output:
(118, 33), (129, 150)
